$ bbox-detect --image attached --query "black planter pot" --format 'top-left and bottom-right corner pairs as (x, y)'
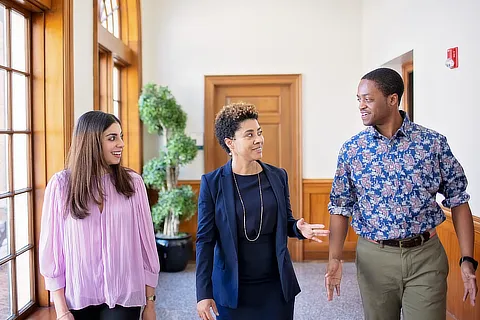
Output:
(155, 233), (193, 272)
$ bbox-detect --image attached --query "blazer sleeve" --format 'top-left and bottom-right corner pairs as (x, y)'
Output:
(283, 169), (306, 239)
(195, 174), (217, 302)
(133, 175), (160, 288)
(39, 173), (67, 291)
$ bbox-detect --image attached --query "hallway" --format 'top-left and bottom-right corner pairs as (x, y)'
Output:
(155, 262), (363, 320)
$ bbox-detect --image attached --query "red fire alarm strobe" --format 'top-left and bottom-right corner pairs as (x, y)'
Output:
(446, 47), (458, 69)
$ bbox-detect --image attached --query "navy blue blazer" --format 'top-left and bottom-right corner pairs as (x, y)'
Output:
(195, 160), (304, 308)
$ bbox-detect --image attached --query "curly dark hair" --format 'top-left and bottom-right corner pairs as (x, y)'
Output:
(214, 102), (259, 154)
(361, 68), (404, 105)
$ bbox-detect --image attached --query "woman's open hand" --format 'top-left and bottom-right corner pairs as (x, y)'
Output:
(296, 218), (330, 243)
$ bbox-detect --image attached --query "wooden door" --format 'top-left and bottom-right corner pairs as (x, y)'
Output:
(204, 75), (303, 260)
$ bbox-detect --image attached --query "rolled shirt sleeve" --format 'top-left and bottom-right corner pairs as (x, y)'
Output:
(328, 144), (357, 217)
(438, 135), (470, 208)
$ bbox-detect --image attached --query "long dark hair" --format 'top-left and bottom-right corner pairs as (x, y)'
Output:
(65, 111), (134, 219)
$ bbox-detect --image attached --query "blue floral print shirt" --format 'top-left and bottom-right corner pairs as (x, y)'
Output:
(328, 111), (470, 240)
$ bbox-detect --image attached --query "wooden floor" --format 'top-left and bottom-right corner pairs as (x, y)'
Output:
(23, 307), (56, 320)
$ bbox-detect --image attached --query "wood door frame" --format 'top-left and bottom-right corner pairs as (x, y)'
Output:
(402, 61), (413, 121)
(204, 74), (304, 261)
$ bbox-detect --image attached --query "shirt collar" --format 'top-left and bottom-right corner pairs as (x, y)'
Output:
(367, 110), (412, 140)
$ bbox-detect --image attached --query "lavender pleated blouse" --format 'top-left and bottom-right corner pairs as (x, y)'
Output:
(39, 170), (160, 310)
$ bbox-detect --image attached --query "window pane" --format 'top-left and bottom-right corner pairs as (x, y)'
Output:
(0, 261), (12, 318)
(11, 11), (26, 72)
(14, 193), (28, 251)
(0, 198), (9, 260)
(13, 134), (28, 190)
(107, 14), (113, 34)
(0, 5), (6, 67)
(99, 0), (106, 22)
(113, 101), (119, 119)
(0, 134), (8, 194)
(113, 10), (119, 38)
(12, 73), (27, 131)
(0, 70), (6, 130)
(105, 0), (112, 15)
(112, 0), (118, 9)
(15, 250), (32, 310)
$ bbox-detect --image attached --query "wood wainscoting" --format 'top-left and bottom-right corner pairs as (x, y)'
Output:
(146, 180), (201, 251)
(146, 179), (355, 260)
(438, 210), (480, 320)
(302, 179), (357, 260)
(177, 180), (201, 245)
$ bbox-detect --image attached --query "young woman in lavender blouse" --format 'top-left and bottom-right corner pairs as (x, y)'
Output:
(39, 111), (160, 320)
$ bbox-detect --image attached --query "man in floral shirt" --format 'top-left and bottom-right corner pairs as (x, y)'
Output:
(325, 68), (477, 320)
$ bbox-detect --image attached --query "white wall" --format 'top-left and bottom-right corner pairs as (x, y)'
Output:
(141, 0), (364, 180)
(73, 0), (94, 121)
(362, 0), (480, 215)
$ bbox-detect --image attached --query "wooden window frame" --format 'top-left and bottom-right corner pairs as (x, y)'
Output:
(402, 61), (413, 121)
(98, 46), (113, 113)
(98, 49), (124, 119)
(112, 62), (122, 119)
(94, 0), (142, 173)
(0, 0), (74, 318)
(99, 0), (120, 38)
(32, 0), (74, 314)
(0, 3), (35, 318)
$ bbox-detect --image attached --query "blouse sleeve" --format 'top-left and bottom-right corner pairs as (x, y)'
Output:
(133, 175), (160, 288)
(39, 173), (66, 291)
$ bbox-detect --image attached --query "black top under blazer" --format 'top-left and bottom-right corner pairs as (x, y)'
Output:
(195, 160), (305, 308)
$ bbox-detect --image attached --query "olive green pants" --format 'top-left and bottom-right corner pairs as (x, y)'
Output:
(356, 236), (449, 320)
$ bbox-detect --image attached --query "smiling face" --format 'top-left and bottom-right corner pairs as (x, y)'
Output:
(102, 122), (124, 165)
(225, 119), (264, 161)
(357, 79), (397, 127)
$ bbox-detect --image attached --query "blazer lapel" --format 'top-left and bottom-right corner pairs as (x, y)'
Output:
(259, 161), (285, 216)
(221, 160), (238, 255)
(259, 161), (287, 260)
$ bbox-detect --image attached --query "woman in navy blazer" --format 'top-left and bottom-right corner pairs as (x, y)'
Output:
(196, 102), (329, 320)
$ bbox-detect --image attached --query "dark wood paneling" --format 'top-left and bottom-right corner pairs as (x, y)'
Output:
(437, 210), (480, 320)
(302, 179), (357, 261)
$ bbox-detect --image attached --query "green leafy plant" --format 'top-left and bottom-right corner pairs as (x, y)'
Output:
(139, 83), (198, 237)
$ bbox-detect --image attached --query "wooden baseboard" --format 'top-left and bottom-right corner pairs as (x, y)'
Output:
(447, 311), (457, 320)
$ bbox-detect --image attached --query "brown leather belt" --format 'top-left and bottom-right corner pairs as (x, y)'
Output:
(370, 229), (437, 248)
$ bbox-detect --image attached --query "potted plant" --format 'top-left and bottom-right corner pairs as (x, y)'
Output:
(139, 83), (198, 272)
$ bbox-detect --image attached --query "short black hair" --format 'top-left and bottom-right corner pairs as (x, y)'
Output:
(361, 68), (404, 105)
(214, 102), (258, 154)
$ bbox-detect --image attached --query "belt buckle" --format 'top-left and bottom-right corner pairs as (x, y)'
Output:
(378, 240), (384, 248)
(400, 234), (424, 248)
